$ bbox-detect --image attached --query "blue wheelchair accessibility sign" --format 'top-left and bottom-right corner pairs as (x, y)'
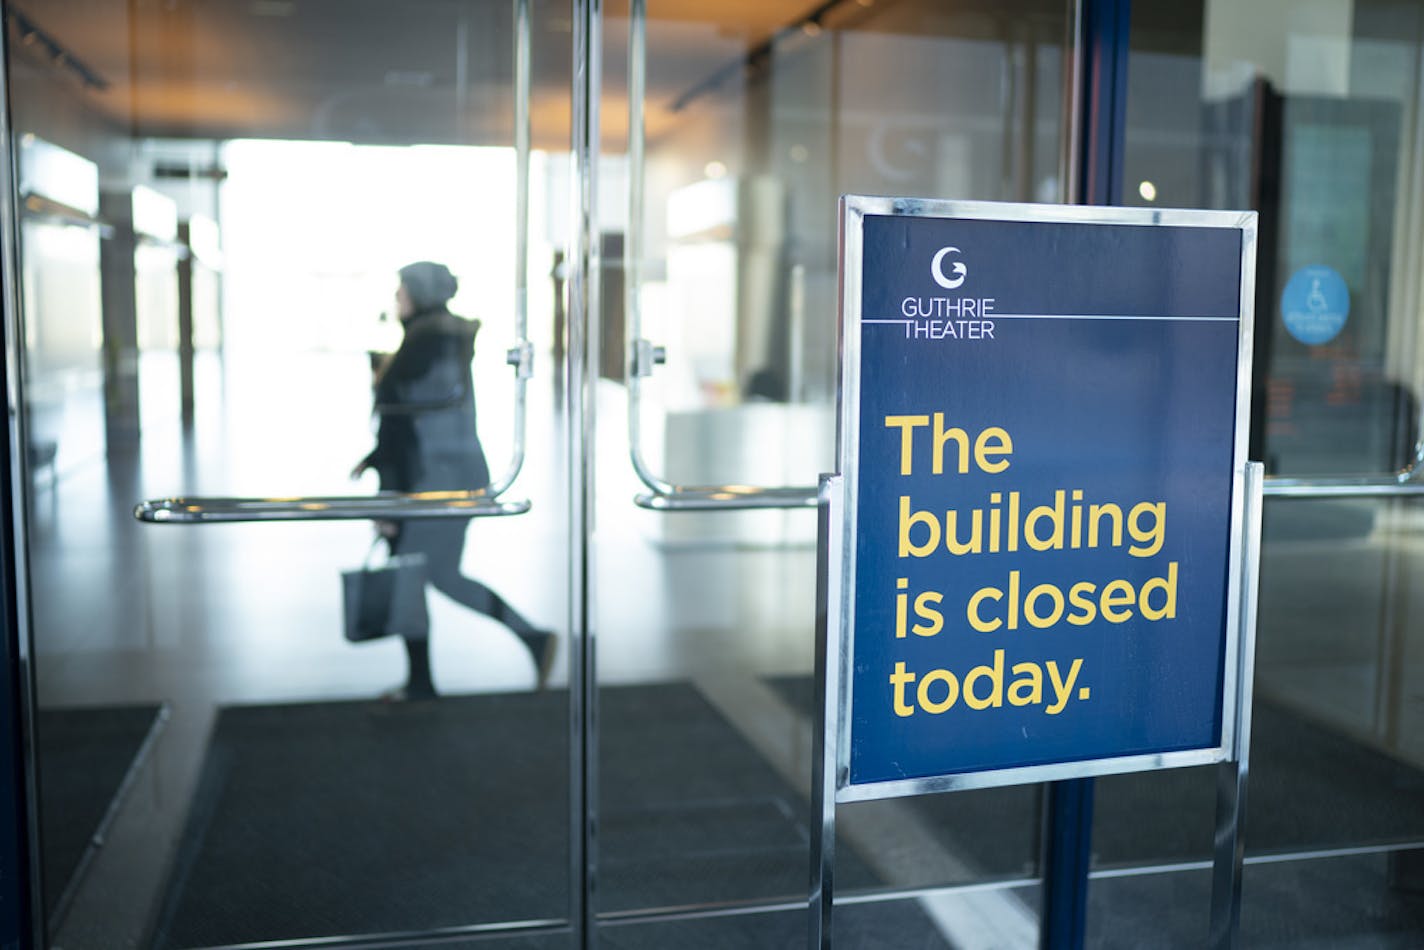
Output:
(1281, 265), (1349, 346)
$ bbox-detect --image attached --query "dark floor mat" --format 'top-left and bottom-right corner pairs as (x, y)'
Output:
(36, 704), (166, 925)
(598, 682), (879, 911)
(150, 690), (569, 949)
(150, 684), (909, 950)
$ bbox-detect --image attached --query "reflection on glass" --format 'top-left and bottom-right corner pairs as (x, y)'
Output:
(628, 0), (1066, 492)
(355, 260), (557, 701)
(19, 137), (106, 482)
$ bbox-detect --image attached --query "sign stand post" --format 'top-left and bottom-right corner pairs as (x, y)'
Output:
(1209, 460), (1264, 949)
(810, 473), (844, 950)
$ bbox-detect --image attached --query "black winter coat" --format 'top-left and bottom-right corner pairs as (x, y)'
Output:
(361, 308), (491, 494)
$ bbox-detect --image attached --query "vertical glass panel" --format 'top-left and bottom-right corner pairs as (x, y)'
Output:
(597, 0), (1067, 931)
(625, 0), (1067, 489)
(12, 1), (573, 947)
(1097, 4), (1424, 941)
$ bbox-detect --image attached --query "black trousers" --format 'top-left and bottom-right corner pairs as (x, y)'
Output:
(390, 518), (542, 691)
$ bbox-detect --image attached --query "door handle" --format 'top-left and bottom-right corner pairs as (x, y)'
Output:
(1263, 477), (1424, 498)
(488, 0), (535, 496)
(135, 491), (530, 524)
(633, 485), (818, 511)
(1263, 442), (1424, 498)
(623, 0), (816, 512)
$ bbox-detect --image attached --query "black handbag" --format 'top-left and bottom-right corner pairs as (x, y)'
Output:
(342, 539), (429, 642)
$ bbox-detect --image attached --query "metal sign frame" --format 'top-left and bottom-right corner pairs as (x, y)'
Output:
(810, 195), (1262, 947)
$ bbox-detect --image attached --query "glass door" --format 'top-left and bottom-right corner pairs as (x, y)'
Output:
(7, 2), (578, 947)
(591, 1), (1074, 944)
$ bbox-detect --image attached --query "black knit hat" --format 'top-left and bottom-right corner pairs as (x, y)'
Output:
(398, 261), (459, 312)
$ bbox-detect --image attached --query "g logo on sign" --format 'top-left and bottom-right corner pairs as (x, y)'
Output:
(931, 247), (967, 290)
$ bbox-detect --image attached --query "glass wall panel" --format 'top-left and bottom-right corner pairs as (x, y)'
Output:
(595, 0), (1067, 935)
(1096, 2), (1424, 941)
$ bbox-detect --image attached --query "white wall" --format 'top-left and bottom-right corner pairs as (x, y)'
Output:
(1204, 0), (1355, 99)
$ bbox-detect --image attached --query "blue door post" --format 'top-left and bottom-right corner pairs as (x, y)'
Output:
(1040, 1), (1129, 948)
(1041, 778), (1096, 950)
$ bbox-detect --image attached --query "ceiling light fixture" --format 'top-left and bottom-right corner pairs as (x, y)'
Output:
(6, 11), (109, 91)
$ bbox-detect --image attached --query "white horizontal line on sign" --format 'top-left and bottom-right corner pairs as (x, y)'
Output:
(864, 314), (1239, 324)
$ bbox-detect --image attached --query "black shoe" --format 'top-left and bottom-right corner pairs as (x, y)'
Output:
(531, 632), (558, 690)
(380, 682), (438, 703)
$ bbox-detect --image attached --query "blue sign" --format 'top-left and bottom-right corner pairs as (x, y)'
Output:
(1280, 265), (1348, 345)
(844, 209), (1248, 787)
